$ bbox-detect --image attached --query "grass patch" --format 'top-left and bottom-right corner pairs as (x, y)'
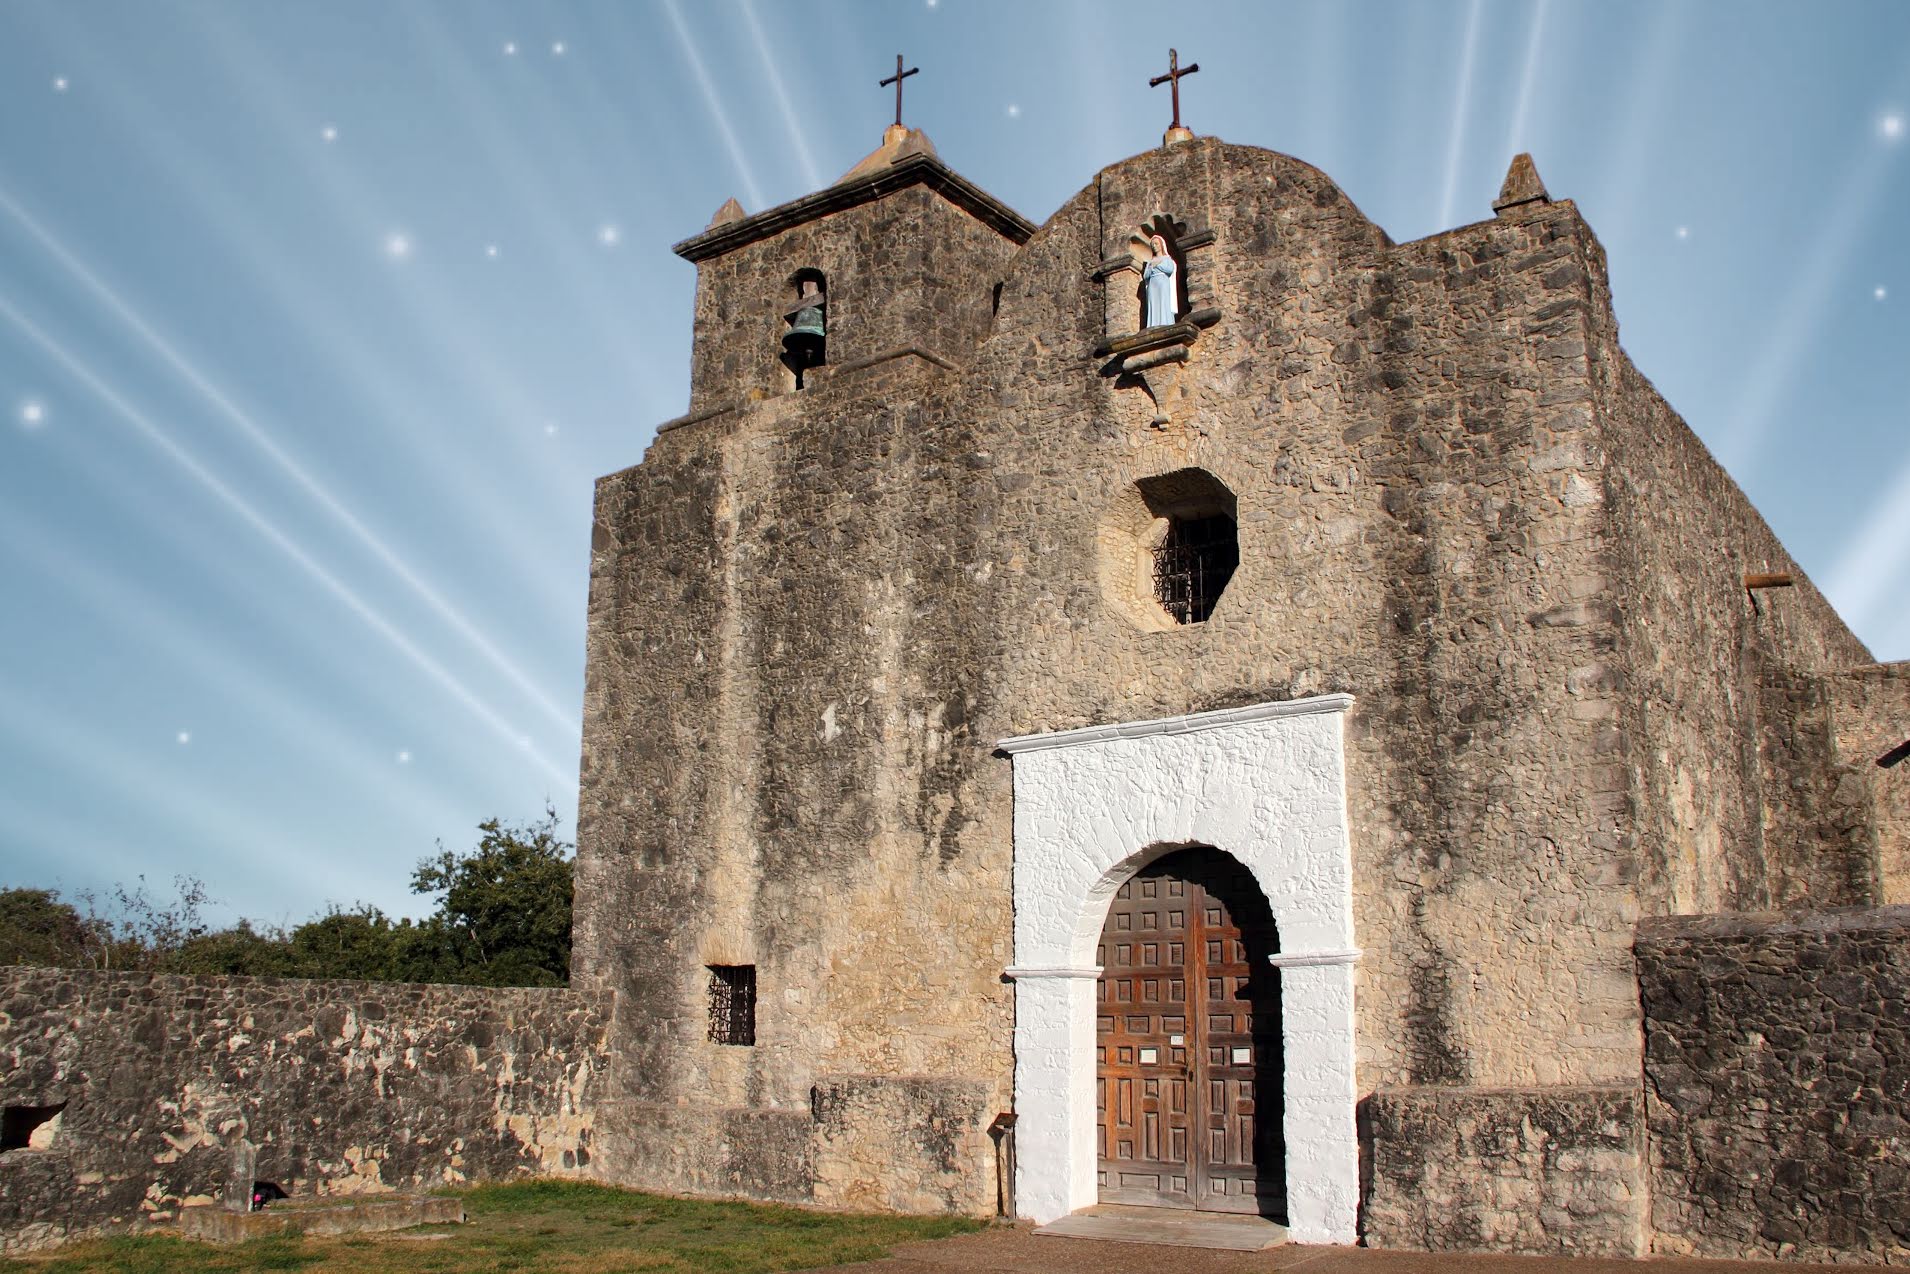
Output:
(1, 1180), (983, 1273)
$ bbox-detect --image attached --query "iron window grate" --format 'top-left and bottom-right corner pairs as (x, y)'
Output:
(707, 965), (756, 1046)
(1153, 514), (1239, 624)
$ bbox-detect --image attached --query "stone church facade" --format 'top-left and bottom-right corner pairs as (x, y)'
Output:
(8, 122), (1906, 1260)
(570, 122), (1909, 1255)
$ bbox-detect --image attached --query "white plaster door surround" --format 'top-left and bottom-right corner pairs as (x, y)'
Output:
(999, 695), (1360, 1244)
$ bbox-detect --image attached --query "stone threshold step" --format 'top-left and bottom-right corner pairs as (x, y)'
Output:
(1034, 1203), (1288, 1251)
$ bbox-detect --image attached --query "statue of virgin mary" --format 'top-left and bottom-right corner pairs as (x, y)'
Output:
(1142, 235), (1177, 328)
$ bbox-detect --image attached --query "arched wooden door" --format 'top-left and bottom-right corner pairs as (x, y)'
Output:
(1095, 847), (1284, 1217)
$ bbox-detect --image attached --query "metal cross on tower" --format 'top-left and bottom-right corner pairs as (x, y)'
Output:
(1149, 48), (1200, 136)
(880, 54), (920, 129)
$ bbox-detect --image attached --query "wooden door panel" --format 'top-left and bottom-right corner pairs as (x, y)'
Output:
(1096, 872), (1194, 1207)
(1097, 848), (1283, 1218)
(1191, 852), (1281, 1214)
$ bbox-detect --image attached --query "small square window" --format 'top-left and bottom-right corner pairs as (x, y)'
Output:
(707, 965), (756, 1046)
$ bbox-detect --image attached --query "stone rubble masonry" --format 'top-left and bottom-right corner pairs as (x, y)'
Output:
(572, 135), (1881, 1252)
(1827, 663), (1910, 903)
(1638, 907), (1910, 1263)
(176, 1193), (466, 1243)
(0, 966), (610, 1253)
(1591, 276), (1874, 917)
(1361, 1084), (1645, 1256)
(1754, 661), (1910, 909)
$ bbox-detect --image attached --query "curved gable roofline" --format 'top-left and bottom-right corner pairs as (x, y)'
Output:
(1083, 139), (1391, 244)
(673, 151), (1037, 263)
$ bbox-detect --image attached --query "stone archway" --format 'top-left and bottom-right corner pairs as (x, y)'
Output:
(999, 696), (1360, 1244)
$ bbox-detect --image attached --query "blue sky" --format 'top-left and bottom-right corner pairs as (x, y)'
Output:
(1, 0), (1905, 925)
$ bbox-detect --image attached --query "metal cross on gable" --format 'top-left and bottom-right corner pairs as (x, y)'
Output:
(880, 53), (919, 129)
(1150, 48), (1200, 131)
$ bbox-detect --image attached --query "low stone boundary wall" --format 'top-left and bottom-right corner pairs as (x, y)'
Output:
(0, 967), (612, 1252)
(1638, 906), (1910, 1263)
(1361, 1083), (1645, 1256)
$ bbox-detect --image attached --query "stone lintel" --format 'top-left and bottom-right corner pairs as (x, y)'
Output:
(1267, 948), (1363, 968)
(652, 348), (955, 439)
(1003, 966), (1103, 980)
(1091, 321), (1200, 361)
(998, 693), (1355, 756)
(1120, 345), (1188, 376)
(828, 345), (958, 377)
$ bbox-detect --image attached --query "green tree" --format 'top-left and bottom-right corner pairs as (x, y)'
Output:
(285, 905), (386, 978)
(165, 919), (304, 977)
(0, 888), (89, 967)
(409, 806), (574, 987)
(1, 811), (573, 985)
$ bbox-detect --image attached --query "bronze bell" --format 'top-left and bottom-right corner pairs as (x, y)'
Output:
(783, 279), (826, 366)
(783, 303), (825, 362)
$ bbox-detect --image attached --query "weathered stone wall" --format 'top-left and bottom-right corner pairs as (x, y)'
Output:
(579, 140), (1648, 1238)
(1756, 666), (1882, 906)
(0, 967), (610, 1252)
(1829, 663), (1910, 903)
(574, 134), (1893, 1252)
(1638, 908), (1910, 1263)
(1589, 305), (1870, 914)
(1363, 1085), (1645, 1256)
(578, 342), (1012, 1213)
(979, 144), (1649, 1105)
(1747, 662), (1907, 912)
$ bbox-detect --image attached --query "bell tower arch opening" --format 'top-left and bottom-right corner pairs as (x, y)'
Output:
(781, 268), (828, 390)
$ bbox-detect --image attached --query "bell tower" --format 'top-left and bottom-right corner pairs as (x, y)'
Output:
(671, 120), (1034, 410)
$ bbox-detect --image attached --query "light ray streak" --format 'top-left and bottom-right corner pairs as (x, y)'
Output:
(1716, 153), (1895, 470)
(0, 504), (476, 839)
(15, 191), (572, 631)
(660, 0), (767, 209)
(1436, 0), (1486, 229)
(0, 20), (595, 585)
(1824, 449), (1910, 636)
(1719, 54), (1910, 471)
(1505, 0), (1551, 156)
(169, 3), (638, 559)
(740, 0), (822, 191)
(1594, 3), (1690, 238)
(188, 10), (648, 500)
(1298, 1), (1347, 163)
(1067, 0), (1124, 166)
(0, 786), (149, 904)
(0, 296), (574, 790)
(0, 681), (345, 902)
(391, 3), (667, 417)
(0, 184), (580, 738)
